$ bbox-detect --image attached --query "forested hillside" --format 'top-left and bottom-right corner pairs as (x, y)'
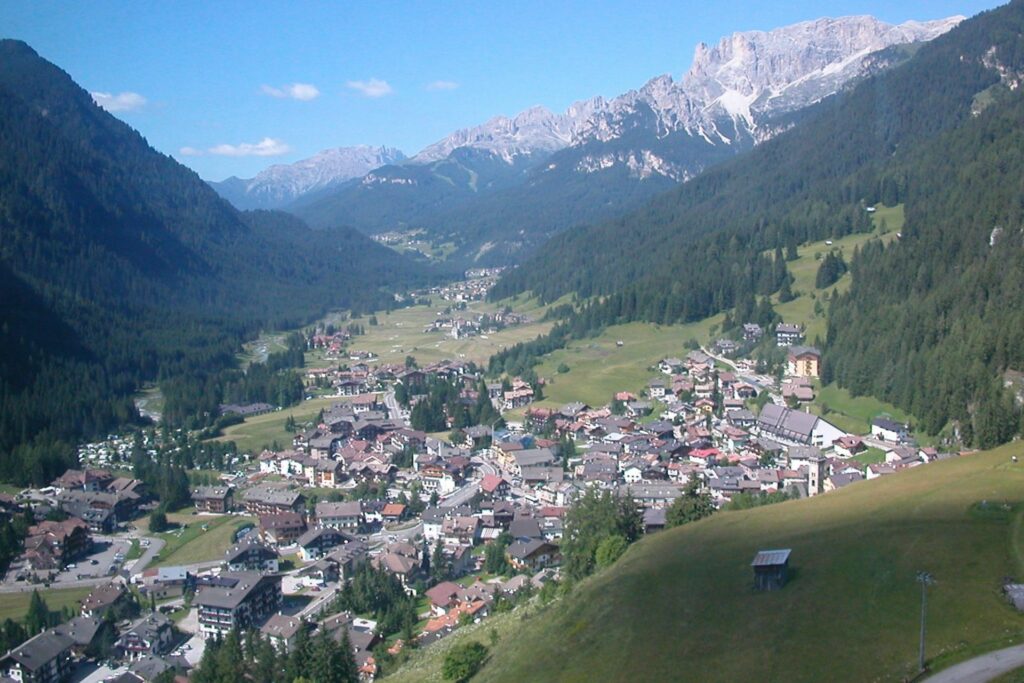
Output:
(825, 87), (1024, 444)
(0, 40), (434, 482)
(491, 2), (1024, 445)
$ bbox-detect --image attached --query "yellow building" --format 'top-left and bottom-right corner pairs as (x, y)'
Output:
(786, 346), (821, 378)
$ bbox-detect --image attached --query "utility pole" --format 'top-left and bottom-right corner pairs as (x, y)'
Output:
(917, 571), (935, 673)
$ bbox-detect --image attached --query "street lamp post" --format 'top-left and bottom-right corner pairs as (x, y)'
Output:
(917, 571), (935, 673)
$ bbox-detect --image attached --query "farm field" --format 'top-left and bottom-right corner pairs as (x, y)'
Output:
(808, 383), (912, 436)
(211, 396), (338, 454)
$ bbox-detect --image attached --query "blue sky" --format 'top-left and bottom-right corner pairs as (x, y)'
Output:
(1, 0), (1004, 180)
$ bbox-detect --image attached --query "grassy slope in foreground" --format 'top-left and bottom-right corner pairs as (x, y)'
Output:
(389, 444), (1024, 683)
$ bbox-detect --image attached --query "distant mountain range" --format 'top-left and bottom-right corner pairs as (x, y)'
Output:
(213, 15), (962, 265)
(210, 145), (406, 210)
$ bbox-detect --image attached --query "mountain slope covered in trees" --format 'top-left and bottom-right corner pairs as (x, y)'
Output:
(491, 2), (1024, 444)
(0, 40), (434, 482)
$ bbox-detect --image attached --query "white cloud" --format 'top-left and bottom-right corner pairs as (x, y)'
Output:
(260, 82), (320, 101)
(346, 78), (393, 98)
(207, 137), (292, 157)
(91, 91), (147, 112)
(178, 138), (291, 158)
(426, 80), (459, 91)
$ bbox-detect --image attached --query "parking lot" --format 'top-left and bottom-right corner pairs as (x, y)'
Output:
(54, 537), (132, 584)
(4, 537), (134, 588)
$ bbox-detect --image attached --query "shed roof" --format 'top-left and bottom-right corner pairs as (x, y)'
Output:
(751, 549), (792, 567)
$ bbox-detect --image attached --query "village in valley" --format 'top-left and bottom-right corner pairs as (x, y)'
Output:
(0, 256), (956, 683)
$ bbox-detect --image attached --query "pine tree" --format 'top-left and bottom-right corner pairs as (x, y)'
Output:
(25, 590), (49, 636)
(778, 278), (795, 303)
(431, 540), (450, 583)
(666, 479), (715, 528)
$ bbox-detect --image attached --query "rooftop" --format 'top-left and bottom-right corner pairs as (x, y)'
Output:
(751, 549), (792, 567)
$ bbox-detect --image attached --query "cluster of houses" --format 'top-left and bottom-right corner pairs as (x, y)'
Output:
(309, 329), (353, 358)
(5, 469), (154, 579)
(0, 580), (176, 683)
(194, 338), (945, 637)
(497, 346), (949, 516)
(1, 305), (964, 682)
(422, 309), (529, 340)
(412, 268), (506, 303)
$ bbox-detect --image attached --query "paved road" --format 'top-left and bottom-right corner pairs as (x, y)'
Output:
(472, 455), (499, 478)
(383, 390), (408, 423)
(128, 536), (165, 574)
(701, 347), (776, 393)
(441, 480), (480, 509)
(924, 644), (1024, 683)
(370, 519), (423, 544)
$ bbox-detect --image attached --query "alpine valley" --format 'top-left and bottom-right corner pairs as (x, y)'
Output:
(4, 5), (1024, 683)
(219, 15), (962, 264)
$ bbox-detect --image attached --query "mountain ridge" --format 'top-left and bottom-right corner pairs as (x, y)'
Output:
(490, 0), (1024, 446)
(210, 144), (406, 210)
(285, 14), (960, 264)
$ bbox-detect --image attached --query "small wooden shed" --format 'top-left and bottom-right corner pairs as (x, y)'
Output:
(752, 548), (791, 591)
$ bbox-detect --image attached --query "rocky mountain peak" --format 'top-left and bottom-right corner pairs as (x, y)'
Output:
(210, 144), (405, 210)
(682, 15), (965, 116)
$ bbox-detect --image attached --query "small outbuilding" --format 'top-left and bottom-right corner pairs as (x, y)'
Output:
(752, 549), (791, 591)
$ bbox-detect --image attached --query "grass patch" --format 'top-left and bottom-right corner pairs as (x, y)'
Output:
(524, 316), (724, 409)
(383, 445), (1024, 683)
(153, 514), (254, 566)
(811, 384), (911, 436)
(279, 553), (306, 571)
(133, 385), (165, 421)
(211, 396), (336, 454)
(167, 606), (191, 624)
(239, 332), (290, 370)
(773, 206), (901, 344)
(329, 301), (556, 368)
(0, 587), (93, 623)
(126, 539), (142, 561)
(382, 606), (534, 683)
(851, 447), (887, 468)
